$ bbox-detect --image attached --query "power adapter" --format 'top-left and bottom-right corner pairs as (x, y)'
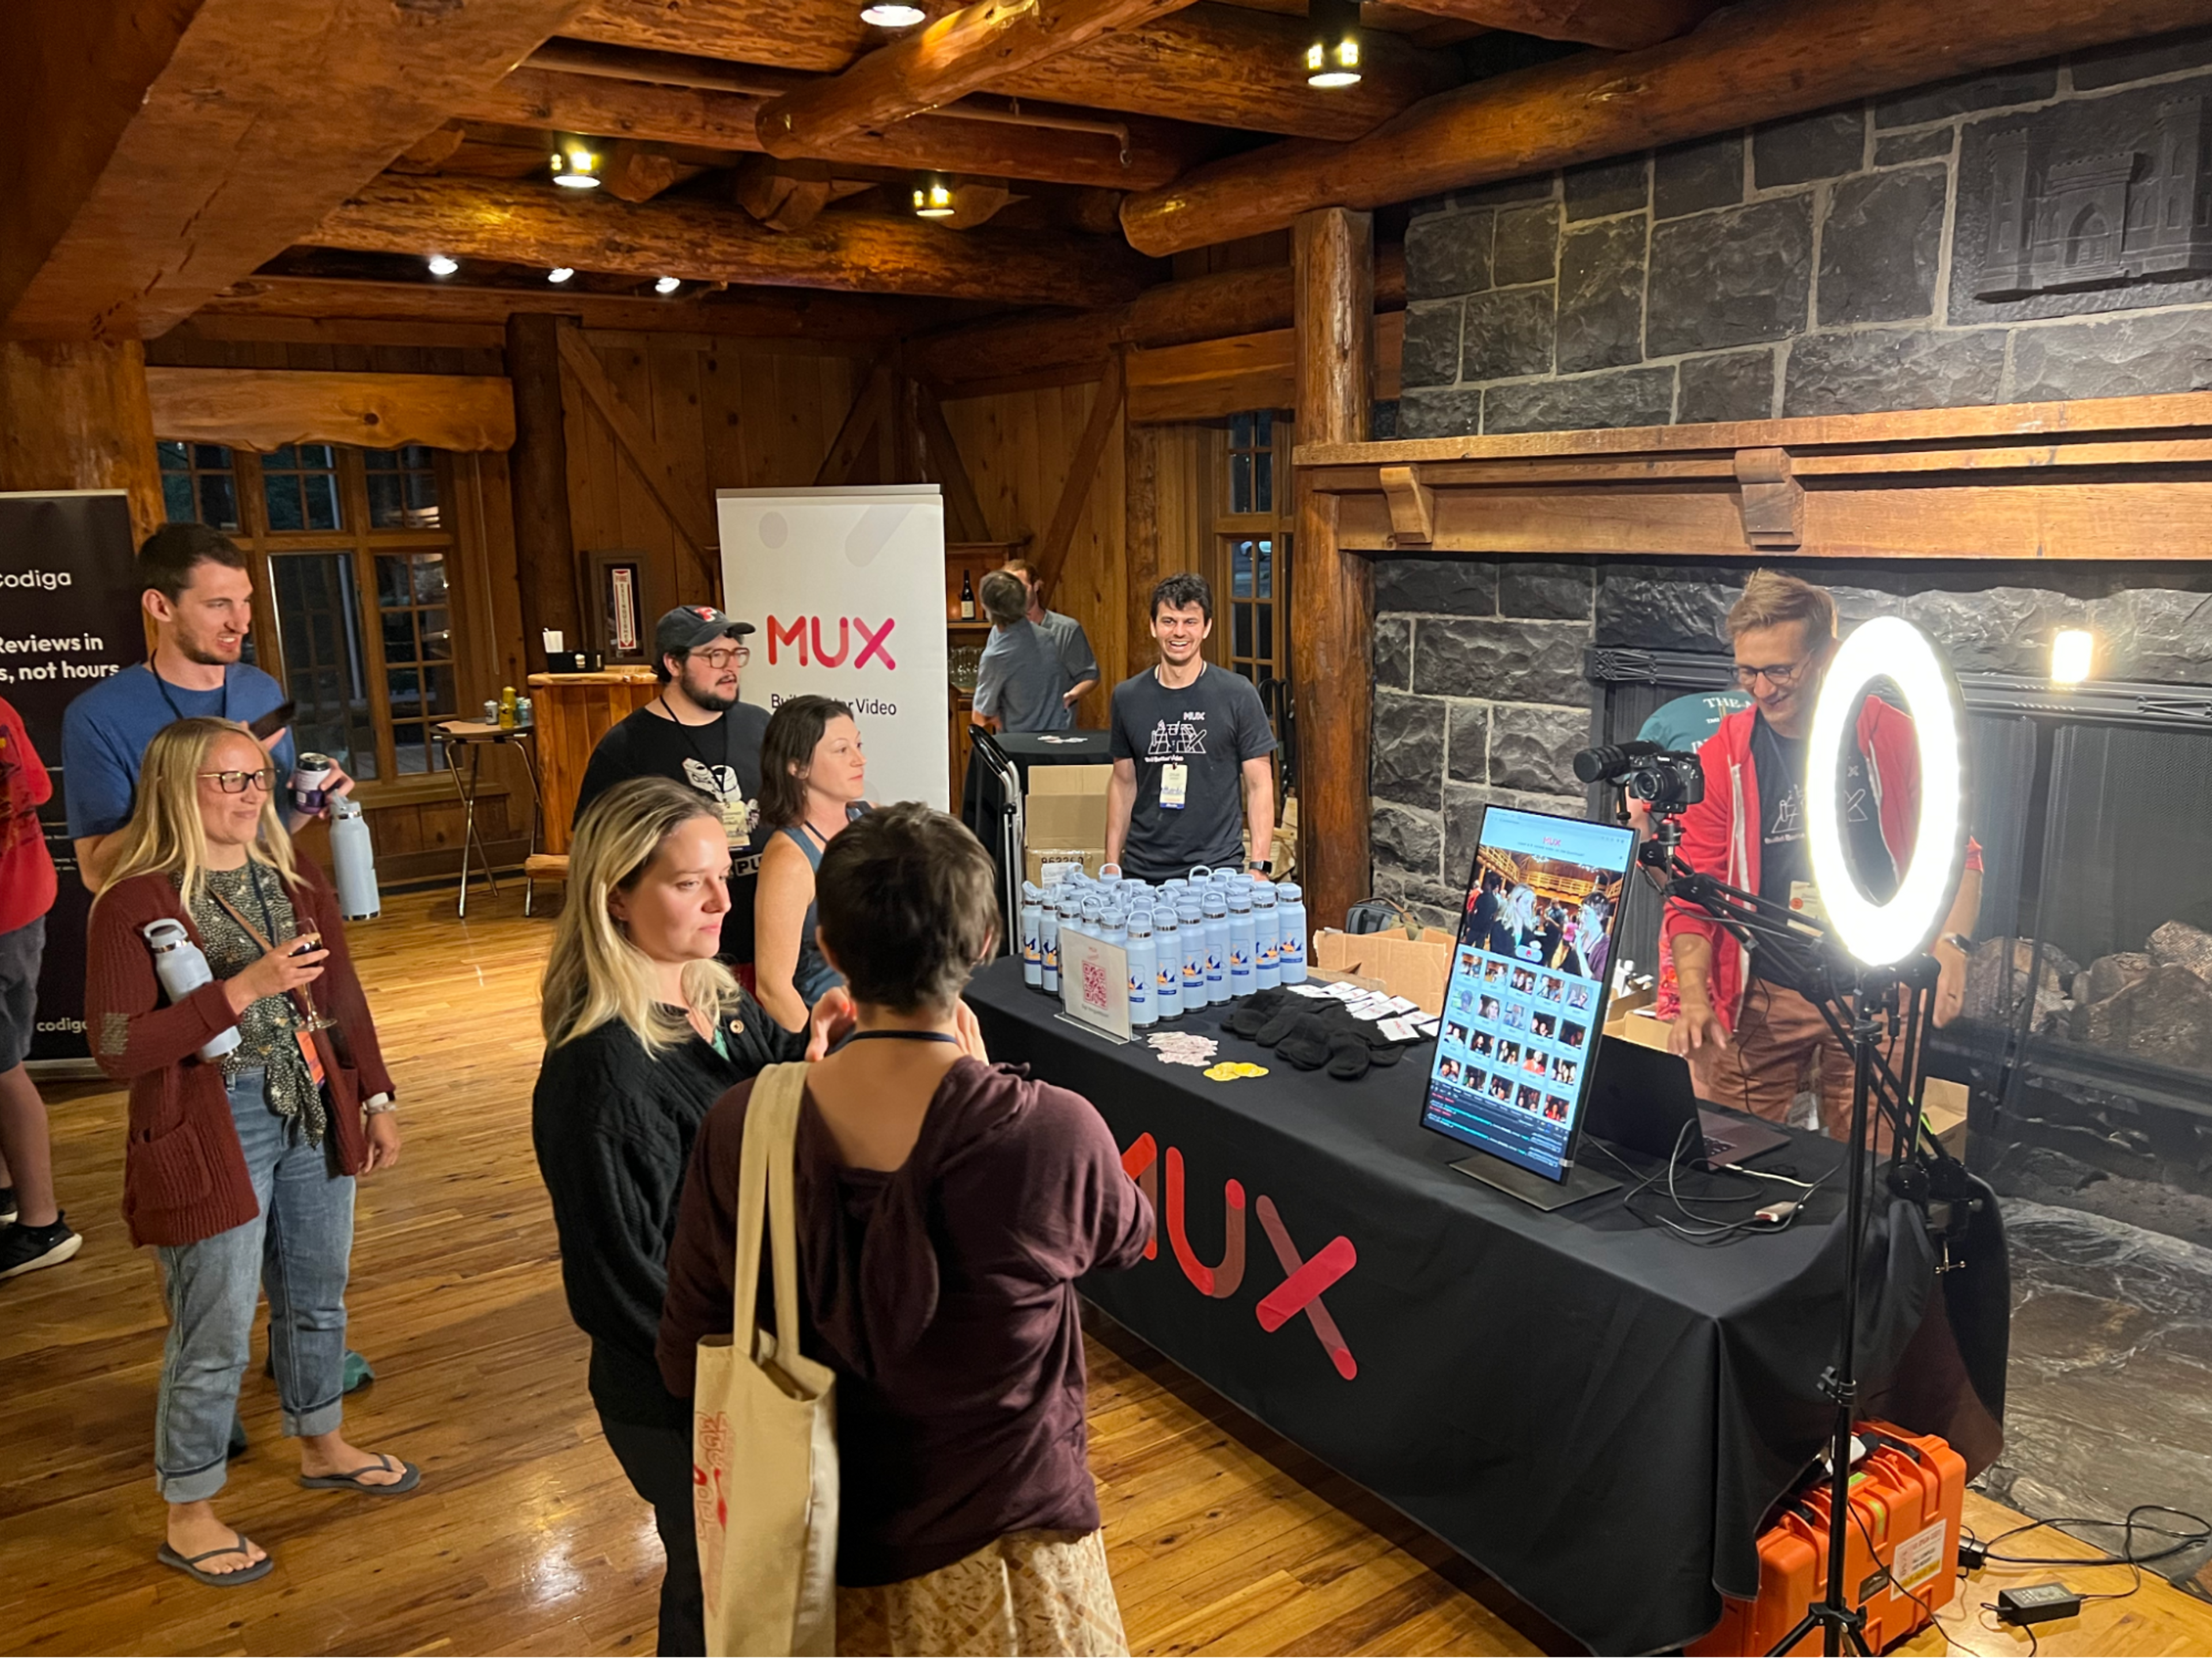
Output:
(1957, 1536), (1988, 1572)
(1997, 1584), (2082, 1626)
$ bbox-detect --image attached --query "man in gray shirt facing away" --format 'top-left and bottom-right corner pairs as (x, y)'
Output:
(972, 570), (1072, 733)
(1003, 556), (1099, 718)
(1105, 573), (1277, 883)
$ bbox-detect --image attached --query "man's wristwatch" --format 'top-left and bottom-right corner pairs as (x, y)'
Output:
(1938, 932), (1973, 957)
(1247, 858), (1271, 875)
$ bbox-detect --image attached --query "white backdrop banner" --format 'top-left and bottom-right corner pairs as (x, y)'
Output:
(716, 484), (948, 811)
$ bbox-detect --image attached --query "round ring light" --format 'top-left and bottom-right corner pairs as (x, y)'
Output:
(1804, 615), (1964, 967)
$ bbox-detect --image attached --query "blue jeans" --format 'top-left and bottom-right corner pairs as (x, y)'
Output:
(153, 1068), (354, 1503)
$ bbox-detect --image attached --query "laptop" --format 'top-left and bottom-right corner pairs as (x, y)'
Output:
(1582, 1035), (1793, 1170)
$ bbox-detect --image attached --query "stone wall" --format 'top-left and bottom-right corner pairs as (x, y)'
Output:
(1395, 29), (2212, 436)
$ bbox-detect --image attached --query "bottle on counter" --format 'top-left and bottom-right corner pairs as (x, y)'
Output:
(1226, 886), (1255, 998)
(1203, 889), (1230, 1004)
(1154, 904), (1182, 1021)
(1252, 881), (1281, 991)
(141, 921), (243, 1062)
(959, 571), (976, 619)
(498, 685), (518, 729)
(1078, 892), (1105, 949)
(1041, 887), (1063, 995)
(1127, 910), (1155, 1028)
(1177, 895), (1206, 1005)
(515, 695), (533, 728)
(1103, 905), (1127, 949)
(1187, 866), (1211, 885)
(1099, 864), (1123, 898)
(329, 796), (381, 921)
(1277, 883), (1308, 985)
(1020, 883), (1043, 989)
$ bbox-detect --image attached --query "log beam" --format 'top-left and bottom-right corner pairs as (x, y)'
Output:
(1405, 0), (1720, 49)
(506, 314), (587, 663)
(1120, 0), (2212, 255)
(757, 0), (1195, 157)
(0, 339), (165, 548)
(310, 175), (1157, 308)
(1290, 208), (1373, 931)
(480, 51), (1213, 190)
(145, 367), (517, 453)
(4, 0), (594, 340)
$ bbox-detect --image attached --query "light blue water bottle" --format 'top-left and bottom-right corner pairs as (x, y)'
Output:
(1104, 904), (1127, 949)
(1100, 864), (1124, 900)
(1153, 904), (1183, 1020)
(1227, 887), (1255, 998)
(1177, 895), (1206, 1004)
(1020, 882), (1043, 988)
(1277, 882), (1308, 984)
(1203, 890), (1230, 1004)
(1080, 893), (1105, 948)
(1127, 910), (1155, 1028)
(142, 920), (242, 1062)
(1252, 881), (1281, 991)
(1040, 888), (1062, 994)
(1188, 866), (1213, 885)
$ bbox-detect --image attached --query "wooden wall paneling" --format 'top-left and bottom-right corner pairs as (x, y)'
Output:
(1033, 353), (1127, 595)
(508, 314), (588, 662)
(559, 326), (718, 597)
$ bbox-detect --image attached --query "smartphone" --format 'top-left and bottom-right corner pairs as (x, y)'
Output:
(248, 700), (297, 741)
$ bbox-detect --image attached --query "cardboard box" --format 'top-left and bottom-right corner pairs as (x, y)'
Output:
(1602, 1005), (1675, 1053)
(1312, 926), (1455, 1015)
(1923, 1078), (1969, 1161)
(1024, 765), (1112, 889)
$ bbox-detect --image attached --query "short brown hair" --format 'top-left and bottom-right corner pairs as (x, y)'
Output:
(979, 569), (1028, 626)
(758, 694), (852, 828)
(815, 802), (998, 1013)
(1151, 571), (1212, 622)
(1725, 570), (1836, 651)
(137, 523), (247, 605)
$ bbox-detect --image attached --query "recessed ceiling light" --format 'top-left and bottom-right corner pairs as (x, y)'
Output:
(1304, 0), (1363, 88)
(426, 254), (459, 277)
(551, 143), (601, 188)
(861, 3), (926, 25)
(655, 275), (681, 295)
(548, 267), (576, 283)
(912, 176), (955, 218)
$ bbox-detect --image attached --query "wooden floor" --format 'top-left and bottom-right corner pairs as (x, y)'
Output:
(3, 887), (2207, 1657)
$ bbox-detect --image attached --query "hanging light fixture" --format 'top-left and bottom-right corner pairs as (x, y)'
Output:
(550, 140), (601, 189)
(655, 275), (681, 295)
(547, 267), (577, 283)
(912, 175), (956, 218)
(1304, 0), (1362, 88)
(2051, 628), (2094, 684)
(861, 2), (925, 24)
(426, 254), (459, 278)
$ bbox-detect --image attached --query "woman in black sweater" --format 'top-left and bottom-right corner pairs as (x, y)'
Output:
(531, 777), (849, 1656)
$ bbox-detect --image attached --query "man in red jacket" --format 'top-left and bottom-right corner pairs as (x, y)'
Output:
(1664, 573), (1982, 1137)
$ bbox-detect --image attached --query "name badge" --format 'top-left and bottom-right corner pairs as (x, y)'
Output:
(719, 796), (750, 845)
(1788, 879), (1830, 925)
(1159, 762), (1188, 810)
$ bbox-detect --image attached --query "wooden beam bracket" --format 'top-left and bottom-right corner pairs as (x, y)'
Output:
(1377, 463), (1436, 547)
(1733, 445), (1802, 550)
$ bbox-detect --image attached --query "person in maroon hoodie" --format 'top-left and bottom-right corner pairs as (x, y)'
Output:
(660, 802), (1152, 1656)
(85, 718), (413, 1588)
(1665, 572), (1982, 1137)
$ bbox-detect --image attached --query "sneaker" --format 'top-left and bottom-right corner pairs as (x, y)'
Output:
(0, 1187), (17, 1226)
(0, 1213), (81, 1280)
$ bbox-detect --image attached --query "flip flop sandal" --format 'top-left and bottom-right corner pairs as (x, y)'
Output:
(299, 1453), (421, 1494)
(157, 1534), (274, 1587)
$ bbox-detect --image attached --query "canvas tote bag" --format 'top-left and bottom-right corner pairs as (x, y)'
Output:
(693, 1062), (839, 1657)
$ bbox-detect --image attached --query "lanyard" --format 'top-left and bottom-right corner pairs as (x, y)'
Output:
(837, 1029), (961, 1049)
(657, 695), (737, 785)
(147, 661), (229, 725)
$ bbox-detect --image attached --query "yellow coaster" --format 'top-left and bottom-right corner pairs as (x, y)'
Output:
(1205, 1061), (1270, 1081)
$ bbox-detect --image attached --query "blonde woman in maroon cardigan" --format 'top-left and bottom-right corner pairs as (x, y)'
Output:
(86, 717), (412, 1587)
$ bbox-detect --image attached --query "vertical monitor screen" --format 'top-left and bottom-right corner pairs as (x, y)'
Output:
(1421, 806), (1636, 1183)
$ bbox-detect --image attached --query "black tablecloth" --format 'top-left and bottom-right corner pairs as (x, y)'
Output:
(968, 960), (1965, 1655)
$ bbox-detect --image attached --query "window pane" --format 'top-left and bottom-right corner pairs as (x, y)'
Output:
(1229, 412), (1252, 451)
(1231, 539), (1254, 600)
(393, 721), (430, 776)
(197, 474), (239, 532)
(265, 474), (304, 531)
(400, 442), (434, 469)
(158, 441), (188, 471)
(422, 663), (457, 718)
(271, 553), (373, 780)
(304, 472), (340, 531)
(192, 444), (232, 472)
(1230, 452), (1252, 515)
(410, 554), (446, 603)
(366, 473), (404, 529)
(421, 605), (453, 659)
(300, 444), (336, 469)
(162, 475), (194, 523)
(1256, 537), (1273, 600)
(387, 667), (423, 716)
(1257, 605), (1274, 667)
(1255, 448), (1272, 513)
(404, 469), (440, 528)
(1233, 604), (1252, 662)
(376, 555), (410, 608)
(1256, 410), (1273, 447)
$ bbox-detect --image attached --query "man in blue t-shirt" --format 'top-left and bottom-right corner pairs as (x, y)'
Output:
(63, 524), (348, 891)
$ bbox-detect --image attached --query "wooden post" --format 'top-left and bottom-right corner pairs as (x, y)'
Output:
(1124, 418), (1165, 682)
(1291, 207), (1375, 929)
(0, 338), (164, 547)
(505, 313), (585, 664)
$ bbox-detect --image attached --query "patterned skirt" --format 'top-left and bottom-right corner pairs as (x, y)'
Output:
(836, 1528), (1128, 1657)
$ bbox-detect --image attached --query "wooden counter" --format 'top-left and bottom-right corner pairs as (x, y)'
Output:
(525, 669), (661, 854)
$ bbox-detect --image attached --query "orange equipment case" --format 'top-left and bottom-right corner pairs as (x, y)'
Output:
(1688, 1421), (1967, 1656)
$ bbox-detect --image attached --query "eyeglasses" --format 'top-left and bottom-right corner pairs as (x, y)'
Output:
(1733, 656), (1812, 690)
(200, 767), (279, 794)
(691, 646), (751, 669)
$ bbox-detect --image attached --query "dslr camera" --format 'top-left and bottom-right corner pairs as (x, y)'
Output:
(1571, 741), (1705, 816)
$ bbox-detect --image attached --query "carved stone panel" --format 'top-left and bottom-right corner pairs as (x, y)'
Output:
(1953, 73), (2212, 322)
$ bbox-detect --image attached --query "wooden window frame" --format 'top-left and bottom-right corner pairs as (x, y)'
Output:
(1203, 411), (1294, 690)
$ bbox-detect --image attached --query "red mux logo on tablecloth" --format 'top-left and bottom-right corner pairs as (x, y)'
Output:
(1119, 1133), (1358, 1381)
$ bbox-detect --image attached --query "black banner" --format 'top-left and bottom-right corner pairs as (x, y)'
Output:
(1, 492), (142, 1066)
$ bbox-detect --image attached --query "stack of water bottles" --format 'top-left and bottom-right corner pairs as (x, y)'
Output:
(1017, 864), (1308, 1029)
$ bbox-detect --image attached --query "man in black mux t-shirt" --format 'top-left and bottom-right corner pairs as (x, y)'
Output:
(575, 605), (772, 980)
(1105, 573), (1277, 883)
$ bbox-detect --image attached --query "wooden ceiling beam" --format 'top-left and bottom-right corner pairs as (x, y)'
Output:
(310, 174), (1156, 307)
(195, 274), (941, 339)
(1121, 0), (2212, 255)
(3, 0), (594, 341)
(563, 1), (1461, 140)
(1395, 0), (1719, 50)
(757, 0), (1195, 157)
(466, 55), (1213, 189)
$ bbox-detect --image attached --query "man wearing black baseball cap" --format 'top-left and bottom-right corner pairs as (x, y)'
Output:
(575, 605), (772, 983)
